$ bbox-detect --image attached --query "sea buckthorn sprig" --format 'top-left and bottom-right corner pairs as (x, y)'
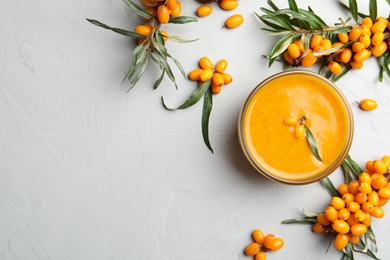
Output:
(283, 155), (390, 260)
(162, 56), (233, 153)
(86, 0), (197, 90)
(244, 229), (284, 260)
(256, 0), (390, 82)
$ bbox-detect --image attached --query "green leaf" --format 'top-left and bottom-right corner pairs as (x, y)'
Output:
(86, 19), (144, 38)
(255, 13), (291, 31)
(341, 162), (354, 184)
(259, 14), (295, 31)
(268, 33), (294, 61)
(169, 16), (198, 24)
(345, 154), (363, 175)
(385, 0), (390, 5)
(165, 35), (199, 43)
(320, 177), (341, 197)
(304, 125), (322, 161)
(282, 216), (317, 224)
(202, 89), (214, 153)
(267, 0), (280, 11)
(122, 0), (153, 19)
(161, 80), (211, 110)
(288, 0), (298, 12)
(349, 0), (358, 22)
(343, 242), (355, 260)
(379, 51), (390, 79)
(153, 70), (165, 89)
(369, 0), (377, 21)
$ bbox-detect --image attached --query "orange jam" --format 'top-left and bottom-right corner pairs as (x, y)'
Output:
(238, 71), (353, 184)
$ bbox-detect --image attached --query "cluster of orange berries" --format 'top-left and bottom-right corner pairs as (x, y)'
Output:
(188, 57), (233, 94)
(140, 0), (181, 24)
(245, 229), (284, 260)
(196, 1), (243, 29)
(284, 16), (390, 75)
(312, 155), (390, 251)
(282, 115), (308, 139)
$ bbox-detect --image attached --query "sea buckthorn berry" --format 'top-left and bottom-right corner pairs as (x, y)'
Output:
(355, 192), (368, 204)
(362, 212), (372, 226)
(165, 0), (177, 11)
(328, 61), (342, 75)
(334, 233), (349, 250)
(372, 175), (387, 190)
(362, 201), (374, 213)
(339, 48), (352, 63)
(255, 252), (267, 260)
(159, 30), (169, 41)
(294, 125), (305, 139)
(225, 14), (244, 29)
(220, 0), (239, 11)
(332, 42), (344, 54)
(215, 59), (228, 73)
(378, 187), (390, 199)
(263, 234), (276, 249)
(283, 116), (298, 127)
(212, 73), (224, 87)
(375, 17), (389, 26)
(349, 27), (361, 41)
(348, 235), (360, 244)
(320, 38), (332, 50)
(252, 230), (265, 245)
(170, 1), (181, 17)
(200, 68), (213, 81)
(350, 60), (363, 70)
(371, 21), (387, 33)
(325, 206), (338, 222)
(358, 182), (372, 195)
(381, 155), (390, 167)
(352, 41), (365, 53)
(245, 242), (261, 256)
(221, 73), (233, 84)
(359, 25), (371, 37)
(342, 193), (355, 204)
(354, 48), (371, 62)
(371, 206), (384, 218)
(287, 43), (301, 59)
(332, 219), (349, 234)
(270, 238), (284, 251)
(372, 41), (388, 57)
(157, 5), (171, 24)
(350, 223), (367, 236)
(301, 50), (317, 67)
(362, 17), (373, 28)
(359, 34), (371, 48)
(199, 57), (213, 70)
(317, 213), (331, 226)
(283, 51), (294, 64)
(346, 201), (360, 213)
(188, 69), (203, 81)
(338, 208), (351, 221)
(365, 160), (376, 173)
(346, 214), (360, 226)
(338, 183), (350, 196)
(354, 209), (367, 222)
(348, 180), (360, 195)
(377, 198), (388, 207)
(331, 196), (345, 210)
(359, 172), (372, 184)
(294, 40), (305, 54)
(312, 45), (325, 57)
(211, 83), (222, 94)
(374, 160), (387, 174)
(368, 191), (379, 206)
(196, 5), (213, 17)
(372, 32), (384, 46)
(310, 34), (323, 49)
(338, 32), (349, 43)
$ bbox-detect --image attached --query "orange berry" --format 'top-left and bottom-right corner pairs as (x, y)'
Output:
(371, 206), (384, 218)
(372, 32), (385, 46)
(331, 196), (345, 210)
(245, 243), (261, 256)
(332, 220), (350, 234)
(165, 0), (177, 11)
(346, 201), (360, 213)
(294, 125), (305, 139)
(320, 38), (332, 50)
(374, 160), (387, 174)
(362, 17), (373, 28)
(283, 51), (294, 64)
(338, 208), (351, 221)
(283, 116), (298, 127)
(188, 69), (203, 81)
(348, 180), (360, 195)
(349, 27), (361, 41)
(350, 223), (367, 236)
(220, 0), (239, 11)
(225, 14), (244, 29)
(221, 73), (233, 84)
(358, 182), (372, 194)
(211, 83), (222, 94)
(342, 193), (355, 204)
(362, 201), (374, 213)
(157, 5), (170, 24)
(287, 43), (301, 59)
(338, 32), (349, 43)
(354, 192), (368, 204)
(200, 68), (213, 81)
(372, 175), (387, 189)
(252, 229), (265, 245)
(354, 48), (371, 62)
(348, 234), (360, 244)
(338, 183), (350, 195)
(199, 56), (214, 70)
(354, 209), (367, 222)
(366, 160), (376, 173)
(294, 40), (305, 54)
(215, 59), (228, 73)
(263, 234), (276, 249)
(372, 41), (388, 57)
(381, 155), (390, 167)
(332, 42), (344, 54)
(313, 222), (326, 233)
(270, 238), (284, 251)
(368, 191), (380, 206)
(212, 73), (224, 87)
(359, 25), (371, 37)
(255, 252), (267, 260)
(334, 233), (349, 250)
(317, 213), (331, 226)
(377, 198), (388, 207)
(350, 60), (364, 70)
(300, 50), (317, 67)
(352, 41), (366, 53)
(328, 61), (342, 75)
(170, 1), (181, 17)
(378, 187), (390, 199)
(358, 172), (372, 184)
(310, 34), (323, 49)
(371, 21), (387, 33)
(362, 212), (372, 226)
(196, 5), (212, 17)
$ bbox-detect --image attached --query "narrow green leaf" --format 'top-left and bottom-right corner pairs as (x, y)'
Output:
(153, 70), (165, 89)
(379, 51), (390, 79)
(384, 0), (390, 5)
(343, 242), (355, 260)
(269, 33), (294, 60)
(282, 217), (317, 224)
(267, 0), (280, 11)
(165, 35), (199, 43)
(288, 0), (298, 11)
(259, 14), (295, 31)
(349, 0), (358, 22)
(168, 16), (198, 24)
(86, 19), (144, 38)
(320, 177), (341, 197)
(306, 7), (328, 27)
(341, 162), (354, 184)
(369, 0), (378, 21)
(345, 154), (363, 175)
(167, 53), (186, 79)
(256, 13), (291, 31)
(202, 89), (214, 153)
(301, 34), (310, 57)
(304, 125), (322, 161)
(161, 80), (211, 110)
(122, 0), (153, 19)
